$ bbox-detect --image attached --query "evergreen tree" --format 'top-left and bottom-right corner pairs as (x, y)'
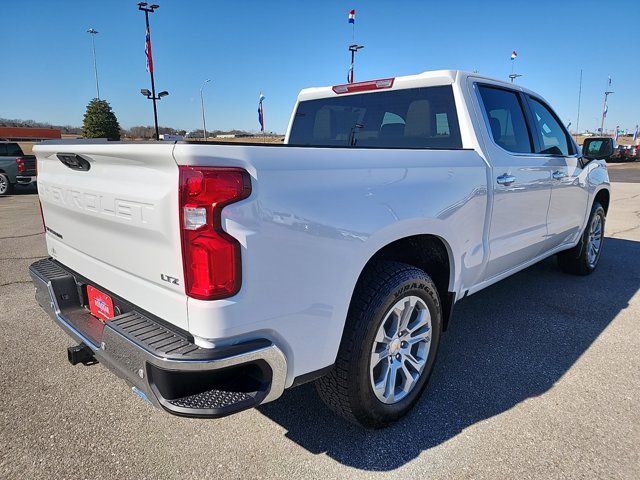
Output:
(82, 98), (121, 140)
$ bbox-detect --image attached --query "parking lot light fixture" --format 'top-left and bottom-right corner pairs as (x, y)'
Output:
(509, 73), (523, 83)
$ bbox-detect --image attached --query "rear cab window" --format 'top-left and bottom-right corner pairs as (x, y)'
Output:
(0, 143), (24, 156)
(477, 85), (533, 154)
(288, 86), (463, 149)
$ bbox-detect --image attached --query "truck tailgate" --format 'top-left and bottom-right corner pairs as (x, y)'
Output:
(34, 142), (188, 330)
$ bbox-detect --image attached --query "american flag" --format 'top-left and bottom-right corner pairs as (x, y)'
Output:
(145, 27), (154, 73)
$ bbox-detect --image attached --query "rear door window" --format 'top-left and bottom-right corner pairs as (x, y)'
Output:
(288, 86), (462, 149)
(478, 85), (533, 154)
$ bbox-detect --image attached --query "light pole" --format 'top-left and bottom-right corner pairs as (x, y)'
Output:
(200, 79), (211, 141)
(348, 44), (364, 83)
(138, 2), (164, 140)
(87, 28), (100, 99)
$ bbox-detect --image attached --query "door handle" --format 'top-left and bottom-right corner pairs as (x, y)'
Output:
(496, 174), (516, 186)
(552, 170), (567, 180)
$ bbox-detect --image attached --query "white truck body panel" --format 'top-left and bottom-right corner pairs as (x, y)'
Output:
(33, 70), (610, 388)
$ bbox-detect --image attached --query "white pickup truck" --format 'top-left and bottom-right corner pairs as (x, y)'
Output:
(30, 70), (613, 428)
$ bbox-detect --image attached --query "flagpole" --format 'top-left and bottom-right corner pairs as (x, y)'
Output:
(349, 11), (354, 83)
(139, 4), (160, 140)
(347, 10), (362, 84)
(576, 69), (582, 135)
(508, 51), (521, 83)
(146, 11), (159, 140)
(352, 16), (355, 44)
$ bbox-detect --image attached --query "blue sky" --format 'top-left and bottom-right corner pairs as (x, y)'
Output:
(1, 0), (638, 134)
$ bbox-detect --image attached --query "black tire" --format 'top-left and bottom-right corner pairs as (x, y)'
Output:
(315, 261), (442, 428)
(0, 173), (13, 196)
(557, 201), (606, 275)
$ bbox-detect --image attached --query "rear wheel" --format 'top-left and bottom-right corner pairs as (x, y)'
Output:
(0, 174), (13, 196)
(557, 201), (605, 275)
(315, 261), (442, 428)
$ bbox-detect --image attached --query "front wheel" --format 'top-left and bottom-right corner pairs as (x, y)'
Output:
(315, 261), (442, 428)
(557, 201), (606, 275)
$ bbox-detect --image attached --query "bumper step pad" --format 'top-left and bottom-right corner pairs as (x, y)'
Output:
(168, 389), (254, 410)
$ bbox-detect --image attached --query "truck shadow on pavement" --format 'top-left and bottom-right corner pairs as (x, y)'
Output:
(258, 237), (640, 471)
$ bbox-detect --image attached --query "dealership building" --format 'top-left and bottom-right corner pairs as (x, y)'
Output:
(0, 127), (62, 142)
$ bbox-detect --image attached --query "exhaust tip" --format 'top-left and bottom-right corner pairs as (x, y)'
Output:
(67, 343), (97, 366)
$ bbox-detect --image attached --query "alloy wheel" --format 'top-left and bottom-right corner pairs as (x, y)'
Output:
(587, 214), (603, 267)
(369, 295), (432, 404)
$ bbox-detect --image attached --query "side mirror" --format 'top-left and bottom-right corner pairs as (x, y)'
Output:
(582, 137), (615, 161)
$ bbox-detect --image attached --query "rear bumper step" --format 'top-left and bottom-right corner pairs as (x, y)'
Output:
(29, 258), (287, 418)
(15, 175), (37, 184)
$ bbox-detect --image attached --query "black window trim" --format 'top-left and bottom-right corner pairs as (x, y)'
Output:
(523, 94), (577, 157)
(474, 82), (535, 156)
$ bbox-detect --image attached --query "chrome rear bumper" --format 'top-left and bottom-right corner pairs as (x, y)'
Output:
(29, 258), (287, 418)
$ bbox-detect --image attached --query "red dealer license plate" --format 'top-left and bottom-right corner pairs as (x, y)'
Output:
(86, 285), (115, 321)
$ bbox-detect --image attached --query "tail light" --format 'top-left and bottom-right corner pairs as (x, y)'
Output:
(178, 166), (251, 300)
(16, 157), (25, 173)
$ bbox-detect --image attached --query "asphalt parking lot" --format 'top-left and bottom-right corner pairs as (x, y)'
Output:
(609, 161), (640, 183)
(1, 171), (639, 479)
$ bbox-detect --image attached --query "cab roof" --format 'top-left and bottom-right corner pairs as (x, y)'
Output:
(296, 69), (537, 102)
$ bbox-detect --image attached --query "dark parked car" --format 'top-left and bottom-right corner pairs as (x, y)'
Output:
(609, 145), (630, 163)
(0, 142), (36, 195)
